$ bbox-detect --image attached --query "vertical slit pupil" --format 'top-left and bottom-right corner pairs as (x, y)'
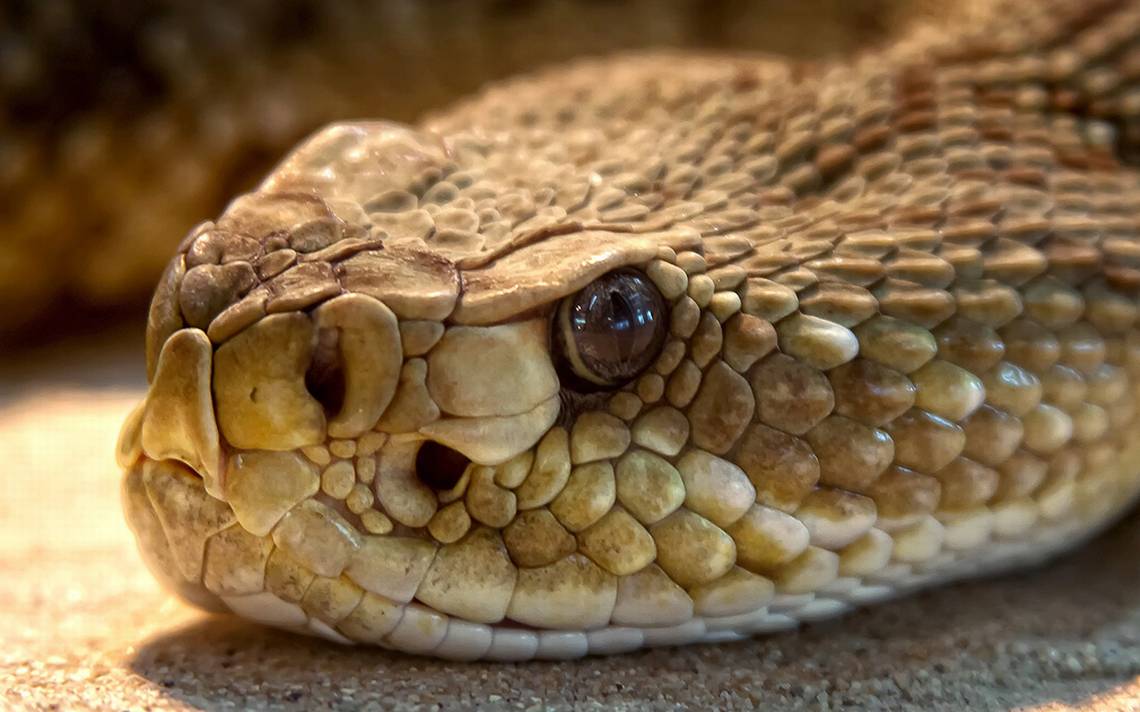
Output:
(416, 441), (470, 491)
(608, 290), (635, 362)
(609, 290), (633, 330)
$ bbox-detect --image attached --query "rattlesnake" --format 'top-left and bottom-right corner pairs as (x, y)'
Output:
(117, 0), (1140, 659)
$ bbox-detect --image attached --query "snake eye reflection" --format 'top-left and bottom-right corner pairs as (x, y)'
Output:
(554, 269), (669, 391)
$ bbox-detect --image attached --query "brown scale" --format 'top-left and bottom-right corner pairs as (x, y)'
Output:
(805, 415), (896, 491)
(933, 457), (1000, 511)
(749, 353), (834, 435)
(865, 465), (941, 530)
(733, 424), (820, 513)
(961, 405), (1024, 467)
(828, 359), (916, 428)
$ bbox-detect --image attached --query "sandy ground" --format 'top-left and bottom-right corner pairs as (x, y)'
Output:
(3, 328), (1140, 711)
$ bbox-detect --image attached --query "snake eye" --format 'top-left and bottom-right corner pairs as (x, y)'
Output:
(554, 268), (669, 391)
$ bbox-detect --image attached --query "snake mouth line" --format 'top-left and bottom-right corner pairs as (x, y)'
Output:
(213, 496), (1128, 661)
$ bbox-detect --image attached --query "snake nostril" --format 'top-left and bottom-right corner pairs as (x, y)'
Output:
(415, 440), (470, 491)
(305, 327), (345, 417)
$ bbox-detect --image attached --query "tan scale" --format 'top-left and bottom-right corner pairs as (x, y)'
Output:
(119, 0), (1140, 659)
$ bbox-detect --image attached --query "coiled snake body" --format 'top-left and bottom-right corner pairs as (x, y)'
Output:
(118, 0), (1140, 659)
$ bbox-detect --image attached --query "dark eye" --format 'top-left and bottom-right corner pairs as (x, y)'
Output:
(554, 269), (669, 391)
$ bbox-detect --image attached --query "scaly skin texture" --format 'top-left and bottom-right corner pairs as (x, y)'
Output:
(0, 0), (903, 333)
(120, 0), (1140, 659)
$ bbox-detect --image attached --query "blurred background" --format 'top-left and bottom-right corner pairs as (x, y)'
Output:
(0, 0), (914, 344)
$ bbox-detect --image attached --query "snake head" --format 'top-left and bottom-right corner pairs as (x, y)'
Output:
(116, 39), (1140, 657)
(108, 2), (1140, 657)
(118, 119), (799, 655)
(113, 103), (943, 658)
